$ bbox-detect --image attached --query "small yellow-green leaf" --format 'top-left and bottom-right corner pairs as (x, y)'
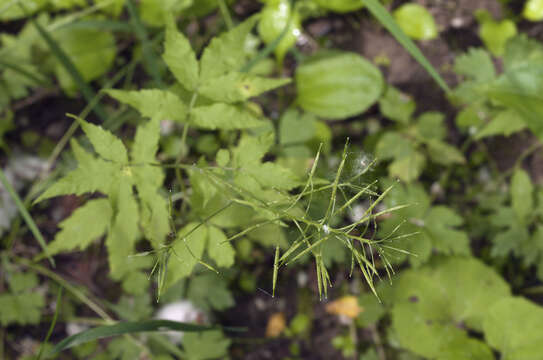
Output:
(477, 13), (517, 56)
(523, 0), (543, 21)
(257, 0), (302, 62)
(393, 4), (438, 41)
(312, 0), (364, 13)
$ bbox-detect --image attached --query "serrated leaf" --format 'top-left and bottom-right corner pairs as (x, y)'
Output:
(182, 330), (231, 360)
(35, 139), (120, 202)
(199, 16), (259, 81)
(389, 151), (425, 182)
(379, 86), (416, 123)
(47, 198), (111, 254)
(454, 48), (496, 82)
(207, 226), (235, 268)
(79, 118), (128, 163)
(165, 223), (207, 289)
(187, 273), (234, 311)
(107, 182), (140, 279)
(375, 132), (414, 160)
(199, 72), (291, 103)
(511, 168), (534, 223)
(503, 34), (543, 71)
(163, 17), (199, 90)
(424, 206), (470, 256)
(0, 292), (45, 326)
(190, 103), (265, 130)
(106, 89), (188, 122)
(426, 140), (466, 165)
(475, 109), (526, 139)
(415, 112), (446, 141)
(483, 297), (543, 359)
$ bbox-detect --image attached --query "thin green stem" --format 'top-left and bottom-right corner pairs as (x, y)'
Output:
(217, 0), (234, 30)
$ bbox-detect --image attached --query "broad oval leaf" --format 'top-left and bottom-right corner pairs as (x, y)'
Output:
(295, 52), (383, 120)
(511, 168), (534, 224)
(523, 0), (543, 21)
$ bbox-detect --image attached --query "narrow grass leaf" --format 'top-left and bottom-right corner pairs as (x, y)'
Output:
(363, 0), (450, 93)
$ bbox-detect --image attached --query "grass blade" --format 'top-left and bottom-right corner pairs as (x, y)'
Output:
(125, 0), (164, 88)
(0, 60), (50, 86)
(49, 320), (240, 355)
(0, 168), (55, 266)
(363, 0), (450, 93)
(36, 287), (63, 360)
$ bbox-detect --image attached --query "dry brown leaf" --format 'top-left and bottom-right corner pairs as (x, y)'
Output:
(265, 312), (286, 337)
(325, 295), (363, 319)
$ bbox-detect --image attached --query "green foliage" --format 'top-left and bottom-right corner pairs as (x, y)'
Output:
(311, 0), (365, 13)
(376, 87), (464, 182)
(378, 181), (470, 266)
(36, 117), (168, 279)
(182, 330), (231, 360)
(0, 271), (45, 326)
(258, 0), (302, 62)
(483, 297), (543, 359)
(393, 3), (438, 41)
(389, 257), (510, 358)
(452, 35), (543, 142)
(110, 16), (290, 131)
(295, 51), (383, 120)
(476, 11), (517, 56)
(187, 273), (235, 311)
(524, 0), (543, 21)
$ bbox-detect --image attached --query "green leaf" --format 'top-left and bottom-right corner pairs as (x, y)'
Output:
(393, 4), (438, 41)
(190, 103), (265, 130)
(279, 108), (317, 157)
(165, 223), (207, 289)
(426, 140), (466, 165)
(139, 0), (193, 26)
(35, 139), (120, 202)
(78, 118), (128, 163)
(0, 292), (45, 326)
(503, 34), (543, 71)
(511, 168), (534, 223)
(245, 162), (300, 190)
(47, 198), (111, 254)
(312, 0), (364, 13)
(356, 293), (385, 328)
(207, 226), (235, 268)
(415, 112), (446, 141)
(389, 151), (425, 182)
(52, 27), (116, 93)
(257, 0), (301, 62)
(477, 13), (517, 56)
(107, 182), (140, 279)
(475, 109), (526, 139)
(523, 0), (543, 21)
(391, 257), (510, 358)
(199, 16), (259, 81)
(49, 320), (217, 355)
(163, 17), (199, 91)
(182, 330), (231, 360)
(199, 72), (291, 103)
(187, 273), (235, 311)
(483, 297), (543, 359)
(454, 48), (496, 82)
(424, 206), (470, 255)
(105, 89), (188, 122)
(379, 86), (416, 123)
(375, 132), (414, 160)
(295, 51), (383, 120)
